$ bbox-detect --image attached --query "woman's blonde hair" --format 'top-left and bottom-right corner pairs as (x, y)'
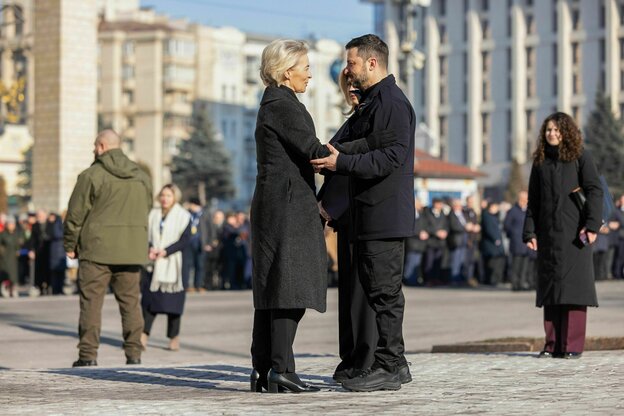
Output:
(338, 70), (357, 115)
(158, 183), (182, 203)
(260, 39), (308, 87)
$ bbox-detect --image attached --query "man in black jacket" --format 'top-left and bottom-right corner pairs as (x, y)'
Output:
(311, 34), (416, 392)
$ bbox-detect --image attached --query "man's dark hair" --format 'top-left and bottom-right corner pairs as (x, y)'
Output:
(346, 34), (388, 70)
(188, 197), (201, 206)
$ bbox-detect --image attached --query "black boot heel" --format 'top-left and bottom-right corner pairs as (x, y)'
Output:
(268, 380), (280, 393)
(250, 369), (261, 392)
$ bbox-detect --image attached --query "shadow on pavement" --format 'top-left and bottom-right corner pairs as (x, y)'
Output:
(47, 364), (339, 392)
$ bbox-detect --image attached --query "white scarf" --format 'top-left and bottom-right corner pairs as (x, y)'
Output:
(148, 203), (190, 293)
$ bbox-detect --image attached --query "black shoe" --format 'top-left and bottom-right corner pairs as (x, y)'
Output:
(341, 365), (401, 392)
(398, 362), (412, 384)
(72, 359), (97, 367)
(538, 351), (555, 358)
(267, 369), (320, 393)
(333, 367), (363, 383)
(561, 352), (582, 359)
(126, 357), (141, 365)
(250, 368), (268, 392)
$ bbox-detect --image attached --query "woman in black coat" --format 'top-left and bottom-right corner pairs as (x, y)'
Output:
(523, 112), (603, 359)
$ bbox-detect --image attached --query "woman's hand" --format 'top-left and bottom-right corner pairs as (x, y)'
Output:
(580, 227), (596, 245)
(526, 238), (538, 251)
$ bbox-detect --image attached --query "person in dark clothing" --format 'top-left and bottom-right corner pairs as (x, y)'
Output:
(0, 216), (24, 298)
(593, 224), (611, 281)
(249, 40), (331, 394)
(30, 209), (51, 295)
(605, 206), (621, 280)
(46, 213), (66, 295)
(204, 210), (224, 290)
(503, 191), (536, 291)
(523, 112), (603, 359)
(317, 70), (396, 384)
(462, 195), (481, 285)
(220, 212), (246, 290)
(422, 198), (449, 286)
(611, 195), (624, 279)
(141, 184), (191, 352)
(447, 198), (470, 286)
(311, 34), (416, 392)
(480, 201), (506, 286)
(181, 198), (209, 292)
(403, 198), (428, 286)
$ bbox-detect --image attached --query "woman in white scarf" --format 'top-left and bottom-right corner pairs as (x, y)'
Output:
(141, 184), (191, 352)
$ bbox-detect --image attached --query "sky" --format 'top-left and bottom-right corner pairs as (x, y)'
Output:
(141, 0), (375, 43)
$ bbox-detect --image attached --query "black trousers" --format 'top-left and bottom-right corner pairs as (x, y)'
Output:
(336, 229), (377, 372)
(142, 307), (181, 339)
(510, 255), (534, 290)
(356, 238), (406, 371)
(483, 256), (505, 285)
(251, 308), (305, 373)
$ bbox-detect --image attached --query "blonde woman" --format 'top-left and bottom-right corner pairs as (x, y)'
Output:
(141, 184), (191, 352)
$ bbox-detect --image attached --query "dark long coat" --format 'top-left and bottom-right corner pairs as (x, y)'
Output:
(523, 148), (603, 307)
(251, 85), (331, 312)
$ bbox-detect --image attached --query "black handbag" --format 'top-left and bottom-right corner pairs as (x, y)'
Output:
(571, 160), (614, 224)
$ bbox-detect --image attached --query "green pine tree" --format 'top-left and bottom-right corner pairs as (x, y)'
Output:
(504, 159), (526, 203)
(171, 109), (235, 203)
(584, 92), (624, 195)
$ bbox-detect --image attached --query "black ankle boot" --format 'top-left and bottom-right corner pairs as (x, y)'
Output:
(250, 369), (268, 392)
(267, 369), (320, 393)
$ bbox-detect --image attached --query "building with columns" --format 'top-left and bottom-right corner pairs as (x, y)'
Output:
(366, 0), (624, 191)
(0, 0), (347, 209)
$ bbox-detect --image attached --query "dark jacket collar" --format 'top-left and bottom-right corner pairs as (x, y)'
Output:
(360, 74), (396, 104)
(259, 84), (299, 106)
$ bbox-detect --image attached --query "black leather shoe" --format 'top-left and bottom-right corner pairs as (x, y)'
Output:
(538, 351), (555, 358)
(126, 357), (141, 365)
(398, 362), (412, 384)
(561, 352), (582, 359)
(341, 365), (401, 392)
(72, 359), (97, 367)
(333, 367), (362, 383)
(250, 369), (268, 392)
(267, 369), (320, 393)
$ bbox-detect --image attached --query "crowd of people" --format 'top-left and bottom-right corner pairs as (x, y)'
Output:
(0, 205), (254, 298)
(399, 190), (624, 291)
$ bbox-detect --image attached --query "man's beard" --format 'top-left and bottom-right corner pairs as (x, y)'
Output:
(347, 72), (368, 90)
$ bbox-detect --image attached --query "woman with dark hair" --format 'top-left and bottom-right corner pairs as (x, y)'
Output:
(523, 112), (603, 359)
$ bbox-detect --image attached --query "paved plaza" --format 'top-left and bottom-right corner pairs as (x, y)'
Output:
(1, 282), (623, 414)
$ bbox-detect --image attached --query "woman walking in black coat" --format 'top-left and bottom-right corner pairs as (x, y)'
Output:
(523, 112), (603, 359)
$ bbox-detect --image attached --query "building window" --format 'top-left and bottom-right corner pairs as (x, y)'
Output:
(122, 41), (134, 57)
(553, 3), (558, 32)
(482, 80), (490, 101)
(482, 139), (491, 163)
(122, 89), (134, 106)
(440, 84), (447, 105)
(620, 38), (624, 60)
(439, 115), (447, 138)
(526, 47), (534, 69)
(440, 0), (446, 16)
(572, 106), (581, 125)
(122, 65), (134, 80)
(440, 56), (447, 76)
(163, 64), (195, 83)
(482, 51), (490, 73)
(439, 23), (447, 43)
(506, 110), (512, 134)
(553, 72), (558, 95)
(527, 77), (535, 98)
(482, 0), (489, 12)
(482, 112), (490, 135)
(572, 43), (580, 66)
(573, 73), (581, 95)
(163, 39), (196, 59)
(481, 18), (490, 39)
(553, 43), (558, 66)
(572, 8), (581, 30)
(526, 109), (534, 131)
(526, 13), (535, 35)
(600, 2), (606, 28)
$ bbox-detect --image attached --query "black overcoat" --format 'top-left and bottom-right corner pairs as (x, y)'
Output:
(523, 148), (602, 307)
(251, 85), (331, 312)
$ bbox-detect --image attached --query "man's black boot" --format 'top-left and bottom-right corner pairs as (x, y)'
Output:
(341, 364), (401, 392)
(72, 359), (97, 367)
